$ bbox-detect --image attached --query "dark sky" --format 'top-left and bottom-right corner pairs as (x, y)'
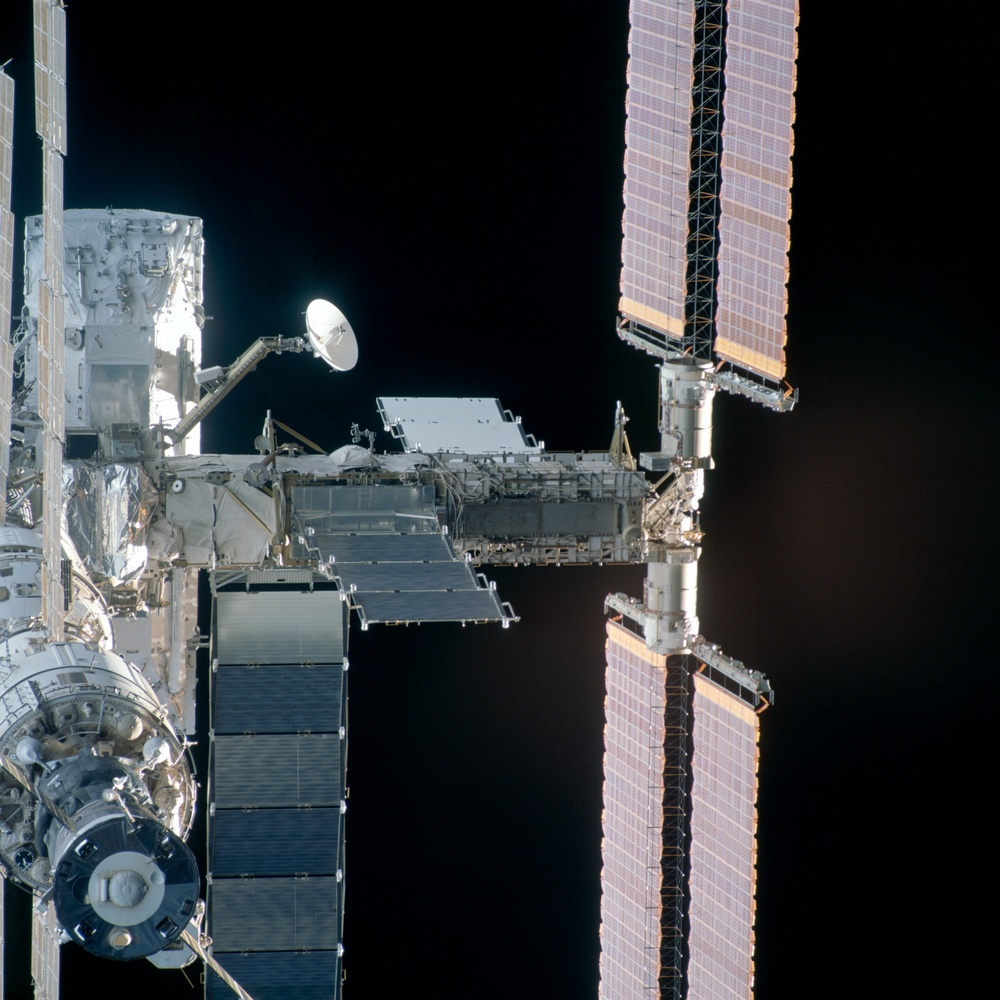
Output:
(1, 3), (991, 998)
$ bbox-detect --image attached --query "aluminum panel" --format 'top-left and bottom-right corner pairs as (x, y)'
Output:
(214, 664), (344, 734)
(377, 396), (541, 455)
(599, 621), (668, 998)
(688, 674), (760, 999)
(619, 0), (695, 340)
(211, 808), (342, 876)
(206, 952), (339, 1000)
(353, 588), (505, 624)
(714, 0), (798, 380)
(212, 733), (342, 808)
(210, 877), (340, 952)
(216, 590), (345, 665)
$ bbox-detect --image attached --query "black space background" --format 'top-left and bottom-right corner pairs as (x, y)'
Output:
(0, 3), (993, 998)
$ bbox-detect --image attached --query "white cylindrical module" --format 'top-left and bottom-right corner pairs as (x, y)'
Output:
(0, 530), (199, 960)
(658, 360), (715, 467)
(644, 558), (700, 651)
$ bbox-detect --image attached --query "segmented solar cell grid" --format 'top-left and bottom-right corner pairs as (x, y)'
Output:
(33, 0), (67, 155)
(599, 621), (668, 997)
(688, 674), (759, 999)
(210, 587), (346, 998)
(620, 0), (694, 341)
(714, 0), (798, 380)
(38, 147), (65, 636)
(30, 904), (61, 1000)
(1, 71), (14, 528)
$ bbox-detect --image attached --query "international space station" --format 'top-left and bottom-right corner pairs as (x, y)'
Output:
(0, 1), (797, 998)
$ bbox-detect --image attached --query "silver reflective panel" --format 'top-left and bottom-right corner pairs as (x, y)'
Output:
(216, 590), (345, 664)
(619, 0), (695, 340)
(688, 673), (760, 998)
(714, 0), (798, 380)
(377, 396), (541, 455)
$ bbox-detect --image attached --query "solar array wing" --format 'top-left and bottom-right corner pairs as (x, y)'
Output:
(31, 902), (62, 1000)
(33, 0), (67, 638)
(713, 0), (798, 380)
(687, 673), (760, 998)
(0, 69), (14, 528)
(292, 484), (511, 625)
(619, 0), (695, 343)
(32, 0), (67, 156)
(599, 621), (668, 996)
(207, 587), (347, 999)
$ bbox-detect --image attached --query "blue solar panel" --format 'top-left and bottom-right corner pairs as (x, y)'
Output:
(214, 664), (344, 734)
(211, 808), (342, 877)
(206, 952), (340, 1000)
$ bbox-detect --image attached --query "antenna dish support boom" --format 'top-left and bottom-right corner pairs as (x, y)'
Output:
(165, 299), (357, 447)
(164, 335), (308, 446)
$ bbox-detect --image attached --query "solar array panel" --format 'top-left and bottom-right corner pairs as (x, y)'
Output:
(31, 903), (62, 1000)
(32, 0), (67, 155)
(714, 0), (798, 380)
(377, 397), (541, 455)
(599, 621), (668, 997)
(292, 484), (510, 625)
(34, 0), (67, 638)
(688, 673), (759, 999)
(619, 0), (695, 341)
(0, 70), (13, 528)
(208, 587), (347, 999)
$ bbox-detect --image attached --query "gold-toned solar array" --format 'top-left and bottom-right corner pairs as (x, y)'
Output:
(600, 622), (670, 996)
(619, 0), (695, 341)
(714, 0), (798, 379)
(687, 675), (760, 997)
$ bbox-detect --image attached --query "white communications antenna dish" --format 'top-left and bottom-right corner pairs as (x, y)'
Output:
(306, 299), (358, 371)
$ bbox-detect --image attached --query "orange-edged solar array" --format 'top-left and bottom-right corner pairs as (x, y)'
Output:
(619, 0), (694, 342)
(687, 673), (760, 998)
(714, 0), (798, 380)
(599, 621), (668, 997)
